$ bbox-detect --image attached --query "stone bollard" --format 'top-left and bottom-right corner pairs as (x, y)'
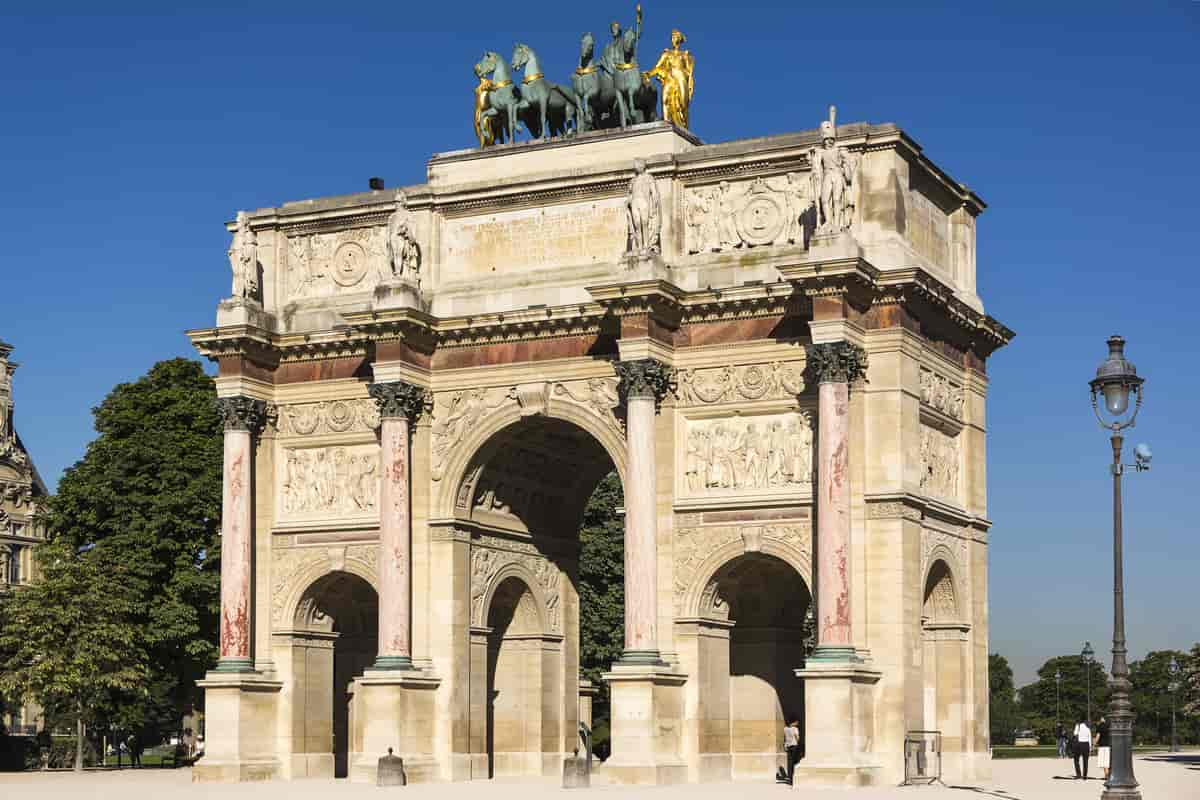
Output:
(377, 747), (407, 787)
(562, 748), (589, 788)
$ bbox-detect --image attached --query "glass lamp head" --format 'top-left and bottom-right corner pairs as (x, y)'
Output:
(1090, 336), (1144, 429)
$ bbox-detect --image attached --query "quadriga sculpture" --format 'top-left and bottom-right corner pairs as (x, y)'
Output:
(510, 43), (577, 140)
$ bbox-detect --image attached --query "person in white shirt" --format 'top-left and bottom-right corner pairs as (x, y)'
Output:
(783, 718), (801, 784)
(1072, 718), (1092, 779)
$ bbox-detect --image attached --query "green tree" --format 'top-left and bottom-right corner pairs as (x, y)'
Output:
(1184, 643), (1200, 717)
(988, 653), (1023, 745)
(1018, 654), (1109, 742)
(577, 472), (624, 749)
(0, 537), (148, 771)
(42, 358), (223, 745)
(1128, 649), (1189, 744)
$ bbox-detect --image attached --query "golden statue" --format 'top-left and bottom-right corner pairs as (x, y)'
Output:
(473, 68), (497, 148)
(643, 28), (694, 129)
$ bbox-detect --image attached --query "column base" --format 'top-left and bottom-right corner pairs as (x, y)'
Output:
(602, 662), (688, 785)
(211, 656), (256, 673)
(348, 669), (442, 784)
(616, 649), (669, 667)
(368, 655), (416, 671)
(793, 660), (881, 789)
(193, 672), (283, 783)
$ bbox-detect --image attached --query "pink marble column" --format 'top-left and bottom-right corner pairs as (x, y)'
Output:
(368, 381), (426, 670)
(615, 359), (671, 664)
(807, 342), (867, 661)
(215, 397), (265, 672)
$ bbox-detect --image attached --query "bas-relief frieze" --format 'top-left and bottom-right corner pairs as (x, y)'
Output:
(682, 411), (813, 497)
(673, 522), (812, 614)
(919, 368), (964, 420)
(270, 543), (379, 626)
(441, 201), (625, 281)
(469, 538), (562, 632)
(675, 362), (805, 407)
(285, 226), (389, 300)
(279, 443), (380, 521)
(276, 399), (381, 437)
(684, 176), (809, 254)
(919, 424), (960, 503)
(921, 527), (971, 613)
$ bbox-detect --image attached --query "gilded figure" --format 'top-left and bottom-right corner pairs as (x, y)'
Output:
(644, 28), (694, 129)
(473, 66), (497, 147)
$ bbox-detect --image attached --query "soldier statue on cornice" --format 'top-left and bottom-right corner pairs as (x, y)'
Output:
(809, 105), (860, 235)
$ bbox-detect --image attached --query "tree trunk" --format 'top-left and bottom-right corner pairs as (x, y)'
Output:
(74, 702), (85, 773)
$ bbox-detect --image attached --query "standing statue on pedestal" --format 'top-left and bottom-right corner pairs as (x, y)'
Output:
(625, 159), (661, 255)
(644, 28), (695, 129)
(228, 211), (259, 300)
(387, 193), (420, 280)
(809, 106), (860, 235)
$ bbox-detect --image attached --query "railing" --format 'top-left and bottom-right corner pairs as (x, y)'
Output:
(902, 730), (943, 786)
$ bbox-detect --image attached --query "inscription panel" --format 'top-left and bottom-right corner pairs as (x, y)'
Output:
(440, 200), (625, 281)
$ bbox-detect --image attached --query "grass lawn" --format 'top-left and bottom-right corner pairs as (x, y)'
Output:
(992, 745), (1171, 759)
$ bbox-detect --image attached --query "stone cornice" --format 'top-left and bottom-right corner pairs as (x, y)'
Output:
(864, 493), (991, 534)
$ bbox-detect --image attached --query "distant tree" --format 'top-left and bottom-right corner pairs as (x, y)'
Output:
(577, 472), (624, 749)
(1018, 654), (1109, 742)
(42, 358), (223, 745)
(1128, 650), (1189, 744)
(1184, 643), (1200, 717)
(0, 537), (148, 771)
(989, 653), (1022, 745)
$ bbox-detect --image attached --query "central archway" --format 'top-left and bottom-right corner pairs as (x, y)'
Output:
(457, 413), (621, 779)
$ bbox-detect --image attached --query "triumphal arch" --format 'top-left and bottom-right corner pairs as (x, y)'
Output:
(190, 91), (1011, 786)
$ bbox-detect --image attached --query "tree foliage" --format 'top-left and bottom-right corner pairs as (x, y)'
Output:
(988, 653), (1023, 745)
(577, 472), (624, 746)
(0, 537), (149, 769)
(1128, 649), (1198, 745)
(35, 358), (222, 743)
(1018, 654), (1109, 742)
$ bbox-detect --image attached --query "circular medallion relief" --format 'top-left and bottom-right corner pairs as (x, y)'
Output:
(331, 241), (369, 287)
(736, 194), (787, 247)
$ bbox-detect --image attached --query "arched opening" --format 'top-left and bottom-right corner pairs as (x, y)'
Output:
(921, 558), (969, 780)
(457, 413), (620, 779)
(288, 571), (378, 779)
(684, 552), (811, 781)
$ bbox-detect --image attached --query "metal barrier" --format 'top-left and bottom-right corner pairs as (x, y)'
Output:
(902, 730), (943, 786)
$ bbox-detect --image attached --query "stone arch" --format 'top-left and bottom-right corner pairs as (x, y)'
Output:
(475, 558), (552, 633)
(277, 552), (378, 631)
(923, 557), (962, 623)
(681, 535), (812, 620)
(434, 393), (627, 520)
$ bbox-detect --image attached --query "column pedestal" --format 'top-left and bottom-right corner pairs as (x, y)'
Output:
(192, 673), (283, 783)
(792, 661), (881, 788)
(601, 663), (687, 785)
(348, 670), (442, 784)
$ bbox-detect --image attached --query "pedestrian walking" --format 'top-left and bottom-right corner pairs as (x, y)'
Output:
(1072, 718), (1092, 780)
(1096, 715), (1111, 782)
(1056, 723), (1067, 758)
(784, 717), (801, 785)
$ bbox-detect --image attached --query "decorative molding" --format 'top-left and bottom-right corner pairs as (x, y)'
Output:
(270, 543), (378, 626)
(216, 396), (268, 434)
(552, 378), (621, 431)
(276, 399), (380, 436)
(430, 388), (517, 481)
(675, 361), (805, 406)
(368, 381), (428, 422)
(470, 540), (561, 632)
(866, 500), (922, 521)
(673, 522), (812, 614)
(806, 341), (868, 385)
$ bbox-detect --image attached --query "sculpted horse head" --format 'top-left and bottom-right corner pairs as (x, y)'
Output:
(475, 51), (499, 80)
(580, 32), (595, 65)
(620, 27), (638, 64)
(511, 43), (534, 72)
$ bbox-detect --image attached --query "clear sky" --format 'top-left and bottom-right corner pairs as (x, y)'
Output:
(2, 2), (1197, 686)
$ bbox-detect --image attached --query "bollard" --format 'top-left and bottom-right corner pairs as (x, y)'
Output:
(562, 748), (590, 788)
(377, 747), (407, 787)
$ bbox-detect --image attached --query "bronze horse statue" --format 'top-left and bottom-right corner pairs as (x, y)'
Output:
(573, 29), (657, 131)
(510, 43), (576, 139)
(611, 28), (658, 128)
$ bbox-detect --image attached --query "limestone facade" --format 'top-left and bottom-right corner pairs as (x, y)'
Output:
(189, 119), (1011, 787)
(0, 339), (48, 734)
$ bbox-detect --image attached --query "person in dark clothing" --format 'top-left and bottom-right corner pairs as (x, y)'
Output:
(1056, 723), (1067, 758)
(784, 718), (801, 784)
(1096, 716), (1112, 781)
(1072, 718), (1092, 779)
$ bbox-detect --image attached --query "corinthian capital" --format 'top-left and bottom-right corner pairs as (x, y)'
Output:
(806, 342), (869, 385)
(615, 358), (675, 403)
(368, 381), (427, 422)
(215, 396), (268, 433)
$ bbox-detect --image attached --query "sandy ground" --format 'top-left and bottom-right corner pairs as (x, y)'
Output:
(1, 753), (1196, 800)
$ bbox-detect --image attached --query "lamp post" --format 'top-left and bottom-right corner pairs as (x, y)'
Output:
(1056, 669), (1063, 727)
(1083, 641), (1095, 725)
(1169, 656), (1180, 754)
(1089, 334), (1148, 800)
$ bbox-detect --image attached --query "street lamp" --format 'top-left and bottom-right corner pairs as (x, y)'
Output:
(1056, 669), (1063, 728)
(1169, 656), (1181, 754)
(1083, 641), (1095, 724)
(1089, 334), (1148, 800)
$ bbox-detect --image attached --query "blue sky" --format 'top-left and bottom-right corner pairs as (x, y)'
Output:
(1, 1), (1197, 685)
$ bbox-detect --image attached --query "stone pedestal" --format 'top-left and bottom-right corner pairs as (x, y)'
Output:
(620, 251), (672, 283)
(371, 278), (423, 311)
(193, 673), (283, 782)
(216, 297), (277, 328)
(792, 661), (881, 787)
(601, 663), (687, 785)
(349, 670), (441, 784)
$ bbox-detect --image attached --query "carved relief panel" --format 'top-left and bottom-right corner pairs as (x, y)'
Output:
(277, 443), (380, 523)
(469, 536), (562, 633)
(919, 368), (964, 420)
(678, 410), (814, 501)
(285, 226), (389, 300)
(683, 175), (810, 255)
(919, 424), (960, 504)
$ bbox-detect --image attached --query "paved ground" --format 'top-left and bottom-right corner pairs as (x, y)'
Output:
(1, 753), (1196, 800)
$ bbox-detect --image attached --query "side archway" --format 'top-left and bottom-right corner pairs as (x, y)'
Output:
(921, 557), (972, 782)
